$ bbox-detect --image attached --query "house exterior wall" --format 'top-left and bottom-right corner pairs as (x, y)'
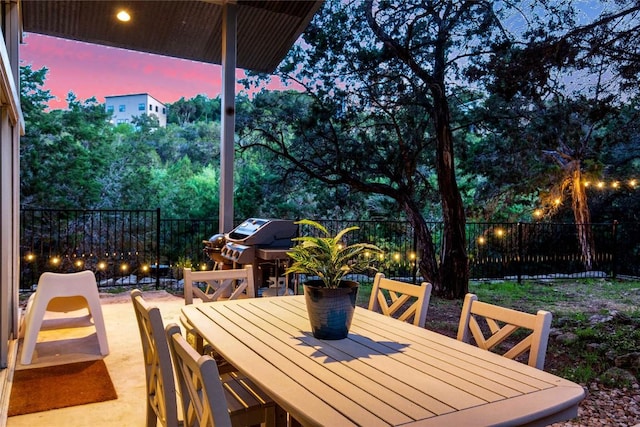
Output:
(1, 0), (24, 375)
(105, 93), (167, 127)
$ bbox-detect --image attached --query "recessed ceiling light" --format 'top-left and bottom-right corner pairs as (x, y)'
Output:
(116, 10), (131, 22)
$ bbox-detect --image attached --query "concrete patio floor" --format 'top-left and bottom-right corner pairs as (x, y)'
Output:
(7, 290), (185, 427)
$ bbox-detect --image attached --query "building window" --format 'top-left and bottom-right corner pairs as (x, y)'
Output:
(155, 106), (158, 112)
(138, 103), (145, 111)
(119, 104), (126, 112)
(107, 105), (114, 113)
(162, 107), (166, 114)
(149, 104), (152, 111)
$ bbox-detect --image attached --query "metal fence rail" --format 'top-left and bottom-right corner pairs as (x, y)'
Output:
(466, 222), (618, 280)
(19, 209), (639, 291)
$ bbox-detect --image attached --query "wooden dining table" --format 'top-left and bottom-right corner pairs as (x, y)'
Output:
(181, 295), (585, 427)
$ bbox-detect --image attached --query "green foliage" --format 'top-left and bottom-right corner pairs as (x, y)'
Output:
(285, 219), (383, 288)
(172, 257), (193, 280)
(167, 95), (221, 125)
(552, 317), (640, 384)
(471, 280), (559, 308)
(20, 65), (53, 119)
(20, 74), (116, 209)
(244, 0), (640, 295)
(18, 0), (640, 231)
(571, 312), (589, 323)
(557, 364), (598, 385)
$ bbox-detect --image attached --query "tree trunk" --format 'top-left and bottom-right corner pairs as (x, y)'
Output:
(570, 166), (596, 270)
(434, 90), (469, 299)
(401, 197), (440, 288)
(363, 0), (468, 299)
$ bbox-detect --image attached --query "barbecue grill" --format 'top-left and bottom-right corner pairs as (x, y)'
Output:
(215, 218), (298, 296)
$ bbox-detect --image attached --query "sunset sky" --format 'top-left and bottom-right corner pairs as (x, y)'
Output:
(20, 33), (291, 110)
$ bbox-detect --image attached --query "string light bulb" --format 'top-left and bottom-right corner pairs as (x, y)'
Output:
(537, 177), (640, 215)
(116, 10), (131, 22)
(581, 178), (640, 190)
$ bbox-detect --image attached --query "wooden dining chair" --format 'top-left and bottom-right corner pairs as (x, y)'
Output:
(131, 289), (179, 427)
(456, 293), (553, 370)
(131, 290), (275, 427)
(165, 323), (233, 427)
(166, 323), (276, 427)
(181, 267), (254, 371)
(367, 272), (433, 328)
(183, 266), (255, 305)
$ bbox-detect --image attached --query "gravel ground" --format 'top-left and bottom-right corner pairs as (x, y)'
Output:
(551, 382), (640, 426)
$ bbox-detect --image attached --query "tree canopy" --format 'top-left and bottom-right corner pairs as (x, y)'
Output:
(238, 0), (640, 297)
(18, 1), (640, 299)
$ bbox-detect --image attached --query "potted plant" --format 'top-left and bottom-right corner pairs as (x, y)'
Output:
(286, 219), (382, 339)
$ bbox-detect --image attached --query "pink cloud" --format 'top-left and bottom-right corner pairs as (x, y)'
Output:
(21, 34), (225, 108)
(20, 33), (302, 110)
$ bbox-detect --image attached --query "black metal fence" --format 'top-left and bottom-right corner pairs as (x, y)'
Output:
(466, 222), (620, 280)
(19, 209), (640, 291)
(20, 209), (219, 290)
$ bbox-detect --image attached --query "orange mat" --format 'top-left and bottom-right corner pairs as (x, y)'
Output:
(8, 359), (117, 416)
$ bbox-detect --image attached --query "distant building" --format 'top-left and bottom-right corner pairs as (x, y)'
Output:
(105, 93), (167, 127)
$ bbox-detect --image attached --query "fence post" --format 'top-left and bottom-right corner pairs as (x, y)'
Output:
(517, 222), (523, 284)
(156, 208), (161, 290)
(612, 220), (618, 279)
(412, 227), (418, 285)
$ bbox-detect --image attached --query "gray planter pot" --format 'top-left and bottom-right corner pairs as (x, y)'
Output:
(303, 280), (359, 340)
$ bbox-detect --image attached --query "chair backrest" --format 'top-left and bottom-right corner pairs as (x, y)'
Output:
(130, 289), (179, 427)
(36, 270), (99, 312)
(456, 293), (553, 370)
(367, 272), (432, 328)
(165, 323), (233, 427)
(184, 266), (255, 304)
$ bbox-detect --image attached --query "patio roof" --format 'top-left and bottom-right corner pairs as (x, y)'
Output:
(20, 0), (323, 73)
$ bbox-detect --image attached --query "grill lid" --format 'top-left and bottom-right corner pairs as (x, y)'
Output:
(225, 218), (297, 247)
(204, 233), (226, 250)
(203, 233), (229, 263)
